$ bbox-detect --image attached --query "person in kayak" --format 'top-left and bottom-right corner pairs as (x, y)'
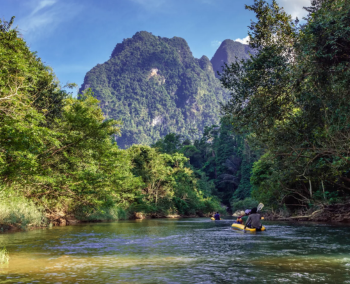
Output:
(241, 209), (251, 224)
(244, 207), (262, 231)
(235, 215), (243, 224)
(214, 212), (220, 220)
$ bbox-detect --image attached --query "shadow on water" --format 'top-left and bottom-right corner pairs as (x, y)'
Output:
(0, 218), (350, 283)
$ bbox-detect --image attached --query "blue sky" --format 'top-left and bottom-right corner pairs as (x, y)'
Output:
(1, 0), (309, 93)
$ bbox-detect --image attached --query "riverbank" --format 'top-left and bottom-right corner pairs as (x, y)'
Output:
(0, 212), (209, 233)
(262, 202), (350, 223)
(3, 202), (350, 233)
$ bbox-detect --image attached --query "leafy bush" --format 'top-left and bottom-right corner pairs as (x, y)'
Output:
(74, 206), (127, 221)
(0, 192), (46, 228)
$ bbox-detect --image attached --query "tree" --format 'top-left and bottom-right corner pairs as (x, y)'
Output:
(220, 0), (350, 209)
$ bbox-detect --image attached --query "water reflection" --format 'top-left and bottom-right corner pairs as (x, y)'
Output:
(0, 219), (349, 283)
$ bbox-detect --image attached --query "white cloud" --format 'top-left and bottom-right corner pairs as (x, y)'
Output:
(277, 0), (310, 19)
(211, 40), (222, 48)
(234, 36), (250, 45)
(17, 0), (82, 42)
(31, 0), (56, 15)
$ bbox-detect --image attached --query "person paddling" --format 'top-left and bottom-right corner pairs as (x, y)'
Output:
(214, 212), (220, 220)
(244, 207), (262, 231)
(241, 209), (251, 224)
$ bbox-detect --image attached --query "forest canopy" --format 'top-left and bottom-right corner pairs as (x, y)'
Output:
(220, 0), (350, 211)
(0, 17), (223, 228)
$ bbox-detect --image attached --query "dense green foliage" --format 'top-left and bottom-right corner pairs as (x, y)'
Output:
(220, 0), (350, 212)
(0, 18), (222, 227)
(80, 32), (251, 148)
(127, 145), (222, 216)
(152, 118), (259, 210)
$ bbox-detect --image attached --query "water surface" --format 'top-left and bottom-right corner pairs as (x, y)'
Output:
(0, 218), (349, 283)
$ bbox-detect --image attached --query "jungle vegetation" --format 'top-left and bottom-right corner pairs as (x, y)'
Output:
(220, 0), (350, 213)
(2, 0), (347, 228)
(152, 118), (260, 212)
(0, 17), (222, 228)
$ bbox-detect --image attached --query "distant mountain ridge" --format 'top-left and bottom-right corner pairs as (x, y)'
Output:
(210, 39), (254, 77)
(80, 32), (252, 148)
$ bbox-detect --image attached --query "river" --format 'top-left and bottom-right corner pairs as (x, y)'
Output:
(0, 218), (349, 283)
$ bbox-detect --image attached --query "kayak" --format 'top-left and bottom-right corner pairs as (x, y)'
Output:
(211, 217), (221, 220)
(231, 223), (266, 232)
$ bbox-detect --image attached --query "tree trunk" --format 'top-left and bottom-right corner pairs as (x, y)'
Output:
(321, 180), (326, 200)
(309, 179), (312, 198)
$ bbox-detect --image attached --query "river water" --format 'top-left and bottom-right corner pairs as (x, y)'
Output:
(0, 218), (349, 283)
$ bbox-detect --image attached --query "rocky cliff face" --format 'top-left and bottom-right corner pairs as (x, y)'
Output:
(80, 33), (254, 148)
(80, 31), (226, 148)
(210, 39), (254, 77)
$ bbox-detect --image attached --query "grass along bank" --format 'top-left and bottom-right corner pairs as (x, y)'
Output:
(0, 247), (9, 264)
(0, 191), (46, 230)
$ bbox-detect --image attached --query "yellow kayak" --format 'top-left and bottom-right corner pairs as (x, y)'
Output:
(211, 217), (221, 220)
(231, 223), (266, 232)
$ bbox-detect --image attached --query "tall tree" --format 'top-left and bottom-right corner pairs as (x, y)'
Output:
(220, 0), (350, 209)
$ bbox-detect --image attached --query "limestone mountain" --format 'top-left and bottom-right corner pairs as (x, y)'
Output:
(80, 31), (226, 148)
(210, 39), (254, 77)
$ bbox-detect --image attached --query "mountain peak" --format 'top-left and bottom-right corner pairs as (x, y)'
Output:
(111, 31), (192, 61)
(81, 32), (224, 148)
(211, 39), (254, 77)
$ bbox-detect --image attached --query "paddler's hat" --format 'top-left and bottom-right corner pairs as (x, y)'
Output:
(245, 209), (251, 214)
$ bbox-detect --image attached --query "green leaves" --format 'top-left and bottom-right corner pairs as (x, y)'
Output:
(221, 0), (350, 210)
